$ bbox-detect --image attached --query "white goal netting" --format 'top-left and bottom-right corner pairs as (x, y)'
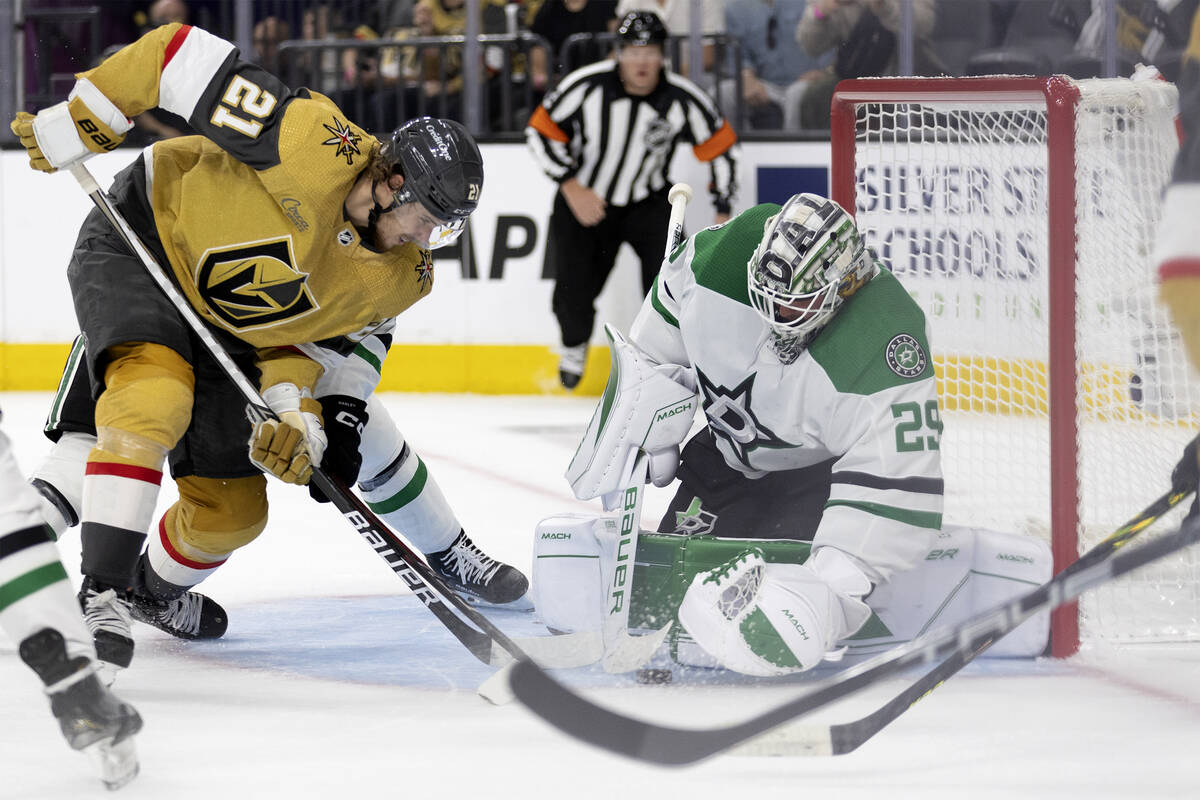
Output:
(832, 77), (1200, 653)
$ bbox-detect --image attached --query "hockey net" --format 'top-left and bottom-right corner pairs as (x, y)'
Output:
(830, 76), (1200, 656)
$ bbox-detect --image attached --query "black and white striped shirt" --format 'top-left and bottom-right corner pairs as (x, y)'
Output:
(526, 60), (738, 213)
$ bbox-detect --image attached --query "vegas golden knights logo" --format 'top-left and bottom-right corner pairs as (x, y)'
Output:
(195, 238), (317, 330)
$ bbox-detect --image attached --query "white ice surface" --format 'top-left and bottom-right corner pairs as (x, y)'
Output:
(2, 392), (1199, 800)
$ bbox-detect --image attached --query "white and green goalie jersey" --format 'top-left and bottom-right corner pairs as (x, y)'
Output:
(628, 203), (944, 582)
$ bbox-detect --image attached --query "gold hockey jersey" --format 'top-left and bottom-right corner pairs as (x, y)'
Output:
(76, 24), (435, 356)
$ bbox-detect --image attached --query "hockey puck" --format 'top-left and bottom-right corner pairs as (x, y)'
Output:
(636, 668), (673, 684)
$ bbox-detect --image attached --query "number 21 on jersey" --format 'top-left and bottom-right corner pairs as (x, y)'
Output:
(210, 75), (277, 137)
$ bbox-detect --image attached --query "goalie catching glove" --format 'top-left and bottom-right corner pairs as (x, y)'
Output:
(9, 79), (131, 173)
(249, 383), (327, 484)
(678, 546), (872, 676)
(566, 325), (699, 500)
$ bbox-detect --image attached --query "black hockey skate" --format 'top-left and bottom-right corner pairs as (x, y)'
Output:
(559, 344), (588, 390)
(130, 588), (228, 640)
(78, 577), (135, 670)
(19, 628), (142, 790)
(429, 530), (531, 608)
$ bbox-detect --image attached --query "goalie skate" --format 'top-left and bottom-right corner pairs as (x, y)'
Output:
(429, 530), (532, 609)
(18, 628), (143, 790)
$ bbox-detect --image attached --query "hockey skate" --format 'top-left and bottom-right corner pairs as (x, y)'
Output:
(130, 588), (228, 640)
(19, 628), (142, 790)
(559, 344), (588, 390)
(429, 530), (531, 609)
(78, 577), (135, 671)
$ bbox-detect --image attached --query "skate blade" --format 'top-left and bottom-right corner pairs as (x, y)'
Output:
(95, 661), (121, 688)
(461, 592), (534, 612)
(84, 735), (140, 791)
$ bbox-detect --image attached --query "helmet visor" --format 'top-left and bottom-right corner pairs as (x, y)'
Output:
(427, 217), (466, 250)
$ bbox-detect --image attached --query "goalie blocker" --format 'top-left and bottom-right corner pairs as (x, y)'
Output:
(532, 517), (1052, 673)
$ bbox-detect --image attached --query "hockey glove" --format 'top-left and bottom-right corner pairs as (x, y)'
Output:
(9, 80), (131, 173)
(678, 546), (872, 676)
(309, 395), (368, 503)
(1171, 434), (1200, 495)
(249, 384), (327, 485)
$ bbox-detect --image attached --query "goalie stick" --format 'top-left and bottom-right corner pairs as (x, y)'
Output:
(509, 494), (1200, 764)
(66, 163), (609, 674)
(596, 182), (693, 673)
(731, 483), (1196, 757)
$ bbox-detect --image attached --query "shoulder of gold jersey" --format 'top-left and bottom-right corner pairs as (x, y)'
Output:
(273, 98), (379, 189)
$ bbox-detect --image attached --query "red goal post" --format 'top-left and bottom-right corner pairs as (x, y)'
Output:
(830, 76), (1199, 656)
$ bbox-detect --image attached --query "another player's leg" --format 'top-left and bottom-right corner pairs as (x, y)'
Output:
(18, 628), (143, 789)
(357, 397), (530, 607)
(0, 423), (141, 788)
(549, 194), (613, 390)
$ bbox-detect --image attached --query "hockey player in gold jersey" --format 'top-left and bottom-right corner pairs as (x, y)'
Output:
(9, 22), (493, 672)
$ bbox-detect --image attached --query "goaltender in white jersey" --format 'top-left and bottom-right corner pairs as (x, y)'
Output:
(534, 193), (1051, 675)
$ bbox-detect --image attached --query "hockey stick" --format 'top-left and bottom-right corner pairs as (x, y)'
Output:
(730, 483), (1196, 757)
(66, 163), (598, 671)
(509, 496), (1200, 764)
(596, 183), (693, 673)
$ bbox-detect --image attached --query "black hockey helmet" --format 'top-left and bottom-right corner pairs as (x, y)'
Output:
(617, 11), (668, 47)
(379, 117), (484, 223)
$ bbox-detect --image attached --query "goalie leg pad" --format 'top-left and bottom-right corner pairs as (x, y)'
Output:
(532, 515), (611, 634)
(566, 325), (699, 501)
(849, 524), (1051, 658)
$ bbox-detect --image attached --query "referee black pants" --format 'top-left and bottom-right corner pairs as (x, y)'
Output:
(548, 188), (672, 348)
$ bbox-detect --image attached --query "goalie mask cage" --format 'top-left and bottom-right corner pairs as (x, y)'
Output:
(831, 76), (1200, 657)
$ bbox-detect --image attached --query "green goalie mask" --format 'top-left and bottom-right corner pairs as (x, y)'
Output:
(747, 193), (874, 353)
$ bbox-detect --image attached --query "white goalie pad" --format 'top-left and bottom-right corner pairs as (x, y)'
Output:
(670, 525), (1053, 670)
(531, 514), (611, 634)
(851, 524), (1052, 658)
(565, 325), (699, 501)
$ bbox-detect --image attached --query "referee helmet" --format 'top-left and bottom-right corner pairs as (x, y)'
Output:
(617, 11), (668, 47)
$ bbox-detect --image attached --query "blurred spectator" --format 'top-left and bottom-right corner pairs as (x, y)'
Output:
(614, 0), (725, 74)
(253, 14), (292, 74)
(1073, 0), (1198, 74)
(145, 0), (189, 28)
(795, 0), (944, 128)
(335, 0), (468, 128)
(529, 0), (619, 86)
(719, 0), (830, 129)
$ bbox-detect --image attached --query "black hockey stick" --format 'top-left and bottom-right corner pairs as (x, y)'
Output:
(732, 483), (1196, 757)
(509, 498), (1200, 764)
(67, 163), (544, 669)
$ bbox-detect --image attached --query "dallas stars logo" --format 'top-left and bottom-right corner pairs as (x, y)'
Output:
(414, 252), (434, 292)
(322, 117), (362, 165)
(673, 497), (717, 536)
(697, 370), (793, 470)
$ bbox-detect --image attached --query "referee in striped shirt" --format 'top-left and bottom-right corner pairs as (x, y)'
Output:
(527, 10), (739, 389)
